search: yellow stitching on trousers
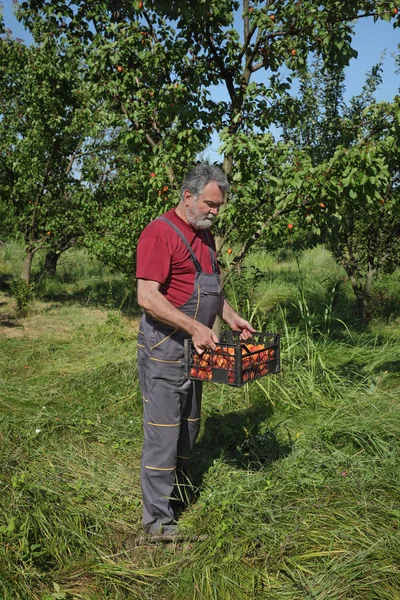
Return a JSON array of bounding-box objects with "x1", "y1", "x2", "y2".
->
[
  {"x1": 183, "y1": 417, "x2": 200, "y2": 422},
  {"x1": 150, "y1": 358, "x2": 181, "y2": 363},
  {"x1": 148, "y1": 422, "x2": 180, "y2": 427},
  {"x1": 138, "y1": 329, "x2": 144, "y2": 334},
  {"x1": 193, "y1": 284, "x2": 200, "y2": 319},
  {"x1": 177, "y1": 455, "x2": 190, "y2": 460},
  {"x1": 137, "y1": 343, "x2": 145, "y2": 348},
  {"x1": 145, "y1": 465, "x2": 176, "y2": 471},
  {"x1": 150, "y1": 328, "x2": 178, "y2": 350},
  {"x1": 143, "y1": 397, "x2": 149, "y2": 403}
]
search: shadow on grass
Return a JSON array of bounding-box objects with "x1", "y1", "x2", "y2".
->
[
  {"x1": 0, "y1": 319, "x2": 19, "y2": 329},
  {"x1": 335, "y1": 355, "x2": 400, "y2": 383},
  {"x1": 33, "y1": 275, "x2": 141, "y2": 316},
  {"x1": 275, "y1": 287, "x2": 359, "y2": 330},
  {"x1": 2, "y1": 265, "x2": 141, "y2": 315},
  {"x1": 379, "y1": 359, "x2": 400, "y2": 373},
  {"x1": 261, "y1": 271, "x2": 400, "y2": 330},
  {"x1": 191, "y1": 400, "x2": 293, "y2": 489},
  {"x1": 368, "y1": 288, "x2": 400, "y2": 322},
  {"x1": 0, "y1": 274, "x2": 12, "y2": 292}
]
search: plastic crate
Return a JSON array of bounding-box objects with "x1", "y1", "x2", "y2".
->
[{"x1": 184, "y1": 330, "x2": 280, "y2": 387}]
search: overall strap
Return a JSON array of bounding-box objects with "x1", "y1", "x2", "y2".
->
[
  {"x1": 204, "y1": 229, "x2": 219, "y2": 274},
  {"x1": 156, "y1": 217, "x2": 202, "y2": 272}
]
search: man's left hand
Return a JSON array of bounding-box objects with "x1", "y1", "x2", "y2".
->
[{"x1": 229, "y1": 315, "x2": 256, "y2": 341}]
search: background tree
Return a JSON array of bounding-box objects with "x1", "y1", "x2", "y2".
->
[
  {"x1": 282, "y1": 59, "x2": 400, "y2": 323},
  {"x1": 311, "y1": 99, "x2": 400, "y2": 324},
  {"x1": 15, "y1": 1, "x2": 399, "y2": 264},
  {"x1": 13, "y1": 0, "x2": 216, "y2": 275},
  {"x1": 0, "y1": 26, "x2": 109, "y2": 284},
  {"x1": 4, "y1": 0, "x2": 400, "y2": 306},
  {"x1": 163, "y1": 0, "x2": 400, "y2": 261}
]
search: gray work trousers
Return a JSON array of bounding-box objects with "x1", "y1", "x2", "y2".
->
[{"x1": 138, "y1": 316, "x2": 203, "y2": 532}]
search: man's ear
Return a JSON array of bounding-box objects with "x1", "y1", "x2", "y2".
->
[{"x1": 183, "y1": 189, "x2": 192, "y2": 207}]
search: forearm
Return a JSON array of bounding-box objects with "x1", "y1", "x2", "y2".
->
[{"x1": 221, "y1": 298, "x2": 240, "y2": 328}]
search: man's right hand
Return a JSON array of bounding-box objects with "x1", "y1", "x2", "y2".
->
[
  {"x1": 192, "y1": 322, "x2": 219, "y2": 355},
  {"x1": 137, "y1": 280, "x2": 220, "y2": 354}
]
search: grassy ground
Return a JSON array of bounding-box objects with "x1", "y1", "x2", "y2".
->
[{"x1": 1, "y1": 243, "x2": 399, "y2": 599}]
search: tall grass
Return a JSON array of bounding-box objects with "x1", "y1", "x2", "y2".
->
[{"x1": 1, "y1": 243, "x2": 399, "y2": 599}]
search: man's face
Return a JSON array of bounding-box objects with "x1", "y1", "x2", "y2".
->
[{"x1": 185, "y1": 181, "x2": 225, "y2": 230}]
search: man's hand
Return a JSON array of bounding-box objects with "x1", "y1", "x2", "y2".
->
[
  {"x1": 221, "y1": 299, "x2": 256, "y2": 341},
  {"x1": 192, "y1": 322, "x2": 219, "y2": 354},
  {"x1": 138, "y1": 280, "x2": 219, "y2": 351},
  {"x1": 228, "y1": 315, "x2": 256, "y2": 341}
]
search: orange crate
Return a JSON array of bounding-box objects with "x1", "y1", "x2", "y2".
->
[{"x1": 184, "y1": 331, "x2": 280, "y2": 387}]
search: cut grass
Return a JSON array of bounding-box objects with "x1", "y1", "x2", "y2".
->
[{"x1": 1, "y1": 244, "x2": 399, "y2": 599}]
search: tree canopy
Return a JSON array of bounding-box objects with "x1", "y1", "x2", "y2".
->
[{"x1": 1, "y1": 0, "x2": 399, "y2": 319}]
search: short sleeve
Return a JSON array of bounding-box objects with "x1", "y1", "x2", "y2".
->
[{"x1": 136, "y1": 235, "x2": 171, "y2": 284}]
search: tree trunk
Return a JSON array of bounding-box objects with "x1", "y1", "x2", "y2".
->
[
  {"x1": 346, "y1": 262, "x2": 376, "y2": 327},
  {"x1": 356, "y1": 294, "x2": 369, "y2": 326},
  {"x1": 22, "y1": 251, "x2": 34, "y2": 285},
  {"x1": 44, "y1": 250, "x2": 60, "y2": 277}
]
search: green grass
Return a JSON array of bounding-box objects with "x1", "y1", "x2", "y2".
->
[
  {"x1": 228, "y1": 244, "x2": 400, "y2": 330},
  {"x1": 1, "y1": 243, "x2": 400, "y2": 599},
  {"x1": 0, "y1": 239, "x2": 136, "y2": 314}
]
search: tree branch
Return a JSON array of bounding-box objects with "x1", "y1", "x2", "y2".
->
[
  {"x1": 203, "y1": 28, "x2": 236, "y2": 103},
  {"x1": 114, "y1": 93, "x2": 176, "y2": 186},
  {"x1": 228, "y1": 194, "x2": 311, "y2": 267},
  {"x1": 243, "y1": 0, "x2": 250, "y2": 41}
]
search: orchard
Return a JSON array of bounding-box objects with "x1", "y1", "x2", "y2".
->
[
  {"x1": 1, "y1": 4, "x2": 400, "y2": 599},
  {"x1": 1, "y1": 0, "x2": 400, "y2": 319}
]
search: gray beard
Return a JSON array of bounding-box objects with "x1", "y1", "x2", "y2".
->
[
  {"x1": 187, "y1": 209, "x2": 214, "y2": 230},
  {"x1": 190, "y1": 217, "x2": 214, "y2": 230}
]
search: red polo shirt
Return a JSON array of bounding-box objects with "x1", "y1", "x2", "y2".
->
[{"x1": 136, "y1": 208, "x2": 218, "y2": 307}]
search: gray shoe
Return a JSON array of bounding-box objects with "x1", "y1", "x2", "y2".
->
[{"x1": 148, "y1": 524, "x2": 180, "y2": 542}]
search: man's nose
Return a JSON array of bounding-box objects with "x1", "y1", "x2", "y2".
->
[{"x1": 209, "y1": 206, "x2": 219, "y2": 216}]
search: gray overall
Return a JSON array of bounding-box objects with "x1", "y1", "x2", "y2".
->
[{"x1": 137, "y1": 217, "x2": 222, "y2": 533}]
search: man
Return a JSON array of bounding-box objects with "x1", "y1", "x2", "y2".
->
[{"x1": 136, "y1": 163, "x2": 255, "y2": 539}]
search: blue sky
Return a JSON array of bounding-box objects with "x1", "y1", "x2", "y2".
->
[
  {"x1": 3, "y1": 1, "x2": 399, "y2": 160},
  {"x1": 344, "y1": 17, "x2": 399, "y2": 101}
]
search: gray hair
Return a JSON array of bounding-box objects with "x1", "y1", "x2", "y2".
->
[{"x1": 180, "y1": 163, "x2": 230, "y2": 202}]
